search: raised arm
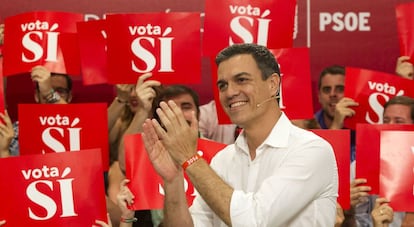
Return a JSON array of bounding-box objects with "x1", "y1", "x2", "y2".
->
[
  {"x1": 31, "y1": 66, "x2": 68, "y2": 104},
  {"x1": 115, "y1": 179, "x2": 136, "y2": 227},
  {"x1": 108, "y1": 84, "x2": 133, "y2": 134},
  {"x1": 118, "y1": 73, "x2": 160, "y2": 173}
]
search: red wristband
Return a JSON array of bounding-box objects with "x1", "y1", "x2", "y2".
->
[{"x1": 182, "y1": 153, "x2": 202, "y2": 171}]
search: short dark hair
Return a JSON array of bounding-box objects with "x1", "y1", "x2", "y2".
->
[
  {"x1": 35, "y1": 73, "x2": 73, "y2": 91},
  {"x1": 155, "y1": 84, "x2": 200, "y2": 116},
  {"x1": 215, "y1": 43, "x2": 280, "y2": 80},
  {"x1": 384, "y1": 95, "x2": 414, "y2": 122},
  {"x1": 318, "y1": 65, "x2": 345, "y2": 89}
]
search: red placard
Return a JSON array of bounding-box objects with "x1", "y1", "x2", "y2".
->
[
  {"x1": 3, "y1": 11, "x2": 83, "y2": 76},
  {"x1": 125, "y1": 134, "x2": 227, "y2": 210},
  {"x1": 395, "y1": 2, "x2": 414, "y2": 65},
  {"x1": 105, "y1": 13, "x2": 201, "y2": 84},
  {"x1": 212, "y1": 47, "x2": 314, "y2": 124},
  {"x1": 380, "y1": 130, "x2": 414, "y2": 212},
  {"x1": 344, "y1": 67, "x2": 414, "y2": 129},
  {"x1": 0, "y1": 149, "x2": 107, "y2": 226},
  {"x1": 271, "y1": 48, "x2": 314, "y2": 120},
  {"x1": 18, "y1": 103, "x2": 109, "y2": 170},
  {"x1": 312, "y1": 129, "x2": 351, "y2": 209},
  {"x1": 58, "y1": 33, "x2": 81, "y2": 77},
  {"x1": 203, "y1": 0, "x2": 296, "y2": 57},
  {"x1": 77, "y1": 19, "x2": 109, "y2": 85},
  {"x1": 356, "y1": 124, "x2": 414, "y2": 194}
]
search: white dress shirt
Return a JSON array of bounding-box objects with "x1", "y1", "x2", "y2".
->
[{"x1": 190, "y1": 113, "x2": 338, "y2": 226}]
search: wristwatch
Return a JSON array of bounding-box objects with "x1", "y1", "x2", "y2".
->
[{"x1": 45, "y1": 90, "x2": 61, "y2": 103}]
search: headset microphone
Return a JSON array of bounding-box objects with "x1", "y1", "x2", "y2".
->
[{"x1": 256, "y1": 95, "x2": 276, "y2": 108}]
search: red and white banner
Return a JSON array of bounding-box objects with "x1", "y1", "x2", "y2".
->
[
  {"x1": 203, "y1": 0, "x2": 296, "y2": 57},
  {"x1": 344, "y1": 67, "x2": 414, "y2": 129},
  {"x1": 105, "y1": 13, "x2": 201, "y2": 84},
  {"x1": 0, "y1": 149, "x2": 107, "y2": 226},
  {"x1": 356, "y1": 124, "x2": 414, "y2": 194},
  {"x1": 18, "y1": 103, "x2": 109, "y2": 170},
  {"x1": 312, "y1": 129, "x2": 350, "y2": 209},
  {"x1": 395, "y1": 2, "x2": 414, "y2": 65},
  {"x1": 125, "y1": 134, "x2": 227, "y2": 210},
  {"x1": 213, "y1": 47, "x2": 314, "y2": 124},
  {"x1": 3, "y1": 11, "x2": 83, "y2": 76},
  {"x1": 77, "y1": 19, "x2": 109, "y2": 85},
  {"x1": 380, "y1": 130, "x2": 414, "y2": 212}
]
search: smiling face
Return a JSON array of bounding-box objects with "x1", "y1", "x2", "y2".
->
[
  {"x1": 318, "y1": 73, "x2": 345, "y2": 119},
  {"x1": 216, "y1": 54, "x2": 279, "y2": 128}
]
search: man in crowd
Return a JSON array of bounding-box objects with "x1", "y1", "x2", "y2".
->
[
  {"x1": 315, "y1": 65, "x2": 359, "y2": 130},
  {"x1": 347, "y1": 95, "x2": 414, "y2": 227},
  {"x1": 0, "y1": 66, "x2": 73, "y2": 157}
]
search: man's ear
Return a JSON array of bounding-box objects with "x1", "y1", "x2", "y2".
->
[{"x1": 269, "y1": 73, "x2": 280, "y2": 95}]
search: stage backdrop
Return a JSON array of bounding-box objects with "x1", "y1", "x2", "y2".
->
[{"x1": 1, "y1": 0, "x2": 411, "y2": 121}]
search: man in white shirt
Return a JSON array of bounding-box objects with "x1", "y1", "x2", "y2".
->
[{"x1": 141, "y1": 43, "x2": 338, "y2": 226}]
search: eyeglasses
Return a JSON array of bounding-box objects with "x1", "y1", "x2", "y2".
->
[
  {"x1": 54, "y1": 87, "x2": 70, "y2": 97},
  {"x1": 321, "y1": 85, "x2": 344, "y2": 94}
]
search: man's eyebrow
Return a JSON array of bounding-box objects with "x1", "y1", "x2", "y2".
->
[
  {"x1": 216, "y1": 72, "x2": 251, "y2": 84},
  {"x1": 181, "y1": 102, "x2": 193, "y2": 107},
  {"x1": 234, "y1": 72, "x2": 251, "y2": 77},
  {"x1": 217, "y1": 72, "x2": 251, "y2": 83}
]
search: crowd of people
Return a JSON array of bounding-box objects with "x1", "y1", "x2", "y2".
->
[{"x1": 1, "y1": 19, "x2": 414, "y2": 227}]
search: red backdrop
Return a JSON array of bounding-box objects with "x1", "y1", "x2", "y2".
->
[{"x1": 1, "y1": 0, "x2": 411, "y2": 121}]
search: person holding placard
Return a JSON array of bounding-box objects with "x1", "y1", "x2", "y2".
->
[
  {"x1": 315, "y1": 65, "x2": 359, "y2": 131},
  {"x1": 108, "y1": 73, "x2": 163, "y2": 227},
  {"x1": 348, "y1": 96, "x2": 414, "y2": 227},
  {"x1": 5, "y1": 65, "x2": 73, "y2": 156}
]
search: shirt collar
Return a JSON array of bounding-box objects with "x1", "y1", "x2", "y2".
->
[
  {"x1": 261, "y1": 112, "x2": 290, "y2": 148},
  {"x1": 235, "y1": 112, "x2": 291, "y2": 153}
]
